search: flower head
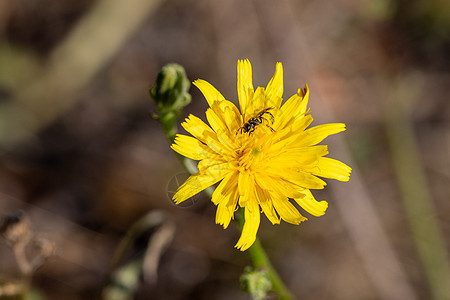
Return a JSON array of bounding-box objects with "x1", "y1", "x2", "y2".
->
[{"x1": 171, "y1": 59, "x2": 351, "y2": 251}]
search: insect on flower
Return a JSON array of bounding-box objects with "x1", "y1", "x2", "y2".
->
[
  {"x1": 170, "y1": 59, "x2": 352, "y2": 251},
  {"x1": 238, "y1": 108, "x2": 275, "y2": 134}
]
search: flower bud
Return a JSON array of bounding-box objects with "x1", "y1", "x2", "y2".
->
[
  {"x1": 149, "y1": 64, "x2": 191, "y2": 141},
  {"x1": 150, "y1": 63, "x2": 191, "y2": 114}
]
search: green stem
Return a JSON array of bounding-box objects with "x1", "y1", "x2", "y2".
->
[{"x1": 247, "y1": 239, "x2": 296, "y2": 300}]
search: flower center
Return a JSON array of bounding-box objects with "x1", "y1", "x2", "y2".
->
[{"x1": 236, "y1": 144, "x2": 262, "y2": 172}]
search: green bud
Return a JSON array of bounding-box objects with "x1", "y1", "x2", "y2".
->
[
  {"x1": 149, "y1": 63, "x2": 191, "y2": 142},
  {"x1": 241, "y1": 267, "x2": 272, "y2": 300},
  {"x1": 150, "y1": 63, "x2": 191, "y2": 114}
]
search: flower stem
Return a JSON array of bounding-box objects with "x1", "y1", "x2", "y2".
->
[{"x1": 247, "y1": 239, "x2": 296, "y2": 300}]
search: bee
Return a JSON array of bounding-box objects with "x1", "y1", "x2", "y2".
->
[{"x1": 238, "y1": 108, "x2": 275, "y2": 134}]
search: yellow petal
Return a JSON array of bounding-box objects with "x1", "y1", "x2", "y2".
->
[
  {"x1": 274, "y1": 86, "x2": 309, "y2": 131},
  {"x1": 273, "y1": 93, "x2": 302, "y2": 130},
  {"x1": 215, "y1": 187, "x2": 239, "y2": 229},
  {"x1": 245, "y1": 87, "x2": 266, "y2": 118},
  {"x1": 235, "y1": 200, "x2": 260, "y2": 251},
  {"x1": 212, "y1": 171, "x2": 238, "y2": 205},
  {"x1": 294, "y1": 190, "x2": 328, "y2": 217},
  {"x1": 205, "y1": 135, "x2": 233, "y2": 158},
  {"x1": 193, "y1": 79, "x2": 226, "y2": 106},
  {"x1": 259, "y1": 200, "x2": 280, "y2": 225},
  {"x1": 237, "y1": 59, "x2": 254, "y2": 120},
  {"x1": 289, "y1": 114, "x2": 313, "y2": 134},
  {"x1": 214, "y1": 172, "x2": 239, "y2": 228},
  {"x1": 266, "y1": 167, "x2": 327, "y2": 190},
  {"x1": 171, "y1": 134, "x2": 215, "y2": 160},
  {"x1": 268, "y1": 115, "x2": 313, "y2": 151},
  {"x1": 265, "y1": 62, "x2": 283, "y2": 109},
  {"x1": 310, "y1": 157, "x2": 352, "y2": 182},
  {"x1": 220, "y1": 100, "x2": 242, "y2": 132},
  {"x1": 197, "y1": 158, "x2": 225, "y2": 173},
  {"x1": 267, "y1": 145, "x2": 329, "y2": 169},
  {"x1": 216, "y1": 202, "x2": 233, "y2": 229},
  {"x1": 255, "y1": 183, "x2": 280, "y2": 224},
  {"x1": 181, "y1": 114, "x2": 216, "y2": 144},
  {"x1": 173, "y1": 169, "x2": 228, "y2": 204},
  {"x1": 253, "y1": 172, "x2": 307, "y2": 224},
  {"x1": 238, "y1": 172, "x2": 255, "y2": 207},
  {"x1": 298, "y1": 84, "x2": 310, "y2": 115},
  {"x1": 209, "y1": 100, "x2": 241, "y2": 132},
  {"x1": 271, "y1": 192, "x2": 307, "y2": 225},
  {"x1": 206, "y1": 107, "x2": 227, "y2": 134},
  {"x1": 215, "y1": 129, "x2": 236, "y2": 152},
  {"x1": 199, "y1": 161, "x2": 233, "y2": 180},
  {"x1": 254, "y1": 173, "x2": 303, "y2": 199},
  {"x1": 299, "y1": 123, "x2": 346, "y2": 146}
]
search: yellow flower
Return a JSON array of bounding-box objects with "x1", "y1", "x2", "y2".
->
[{"x1": 171, "y1": 59, "x2": 351, "y2": 251}]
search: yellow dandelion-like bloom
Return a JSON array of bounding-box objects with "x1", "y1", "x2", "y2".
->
[{"x1": 171, "y1": 59, "x2": 351, "y2": 251}]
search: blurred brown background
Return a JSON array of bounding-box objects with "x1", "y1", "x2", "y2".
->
[{"x1": 0, "y1": 0, "x2": 449, "y2": 299}]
